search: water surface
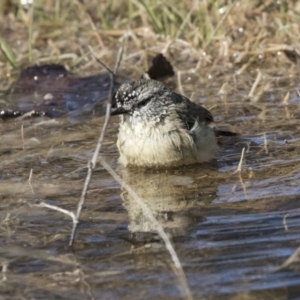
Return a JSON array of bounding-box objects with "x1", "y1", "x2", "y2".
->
[{"x1": 1, "y1": 71, "x2": 300, "y2": 300}]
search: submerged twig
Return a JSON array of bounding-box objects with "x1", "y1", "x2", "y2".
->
[
  {"x1": 28, "y1": 168, "x2": 34, "y2": 195},
  {"x1": 69, "y1": 45, "x2": 124, "y2": 247},
  {"x1": 99, "y1": 157, "x2": 193, "y2": 300},
  {"x1": 263, "y1": 133, "x2": 268, "y2": 154},
  {"x1": 73, "y1": 45, "x2": 191, "y2": 297},
  {"x1": 278, "y1": 245, "x2": 300, "y2": 270},
  {"x1": 238, "y1": 172, "x2": 248, "y2": 200},
  {"x1": 283, "y1": 214, "x2": 289, "y2": 232},
  {"x1": 34, "y1": 201, "x2": 76, "y2": 224}
]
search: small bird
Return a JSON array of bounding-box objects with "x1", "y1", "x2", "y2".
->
[{"x1": 112, "y1": 79, "x2": 221, "y2": 167}]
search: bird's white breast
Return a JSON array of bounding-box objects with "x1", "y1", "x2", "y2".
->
[{"x1": 116, "y1": 115, "x2": 219, "y2": 167}]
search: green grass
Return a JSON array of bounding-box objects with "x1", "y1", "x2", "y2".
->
[{"x1": 0, "y1": 36, "x2": 16, "y2": 68}]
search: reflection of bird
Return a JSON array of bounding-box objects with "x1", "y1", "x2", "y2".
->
[
  {"x1": 119, "y1": 167, "x2": 210, "y2": 244},
  {"x1": 112, "y1": 79, "x2": 220, "y2": 167}
]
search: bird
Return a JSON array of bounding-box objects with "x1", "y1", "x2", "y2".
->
[{"x1": 112, "y1": 79, "x2": 222, "y2": 167}]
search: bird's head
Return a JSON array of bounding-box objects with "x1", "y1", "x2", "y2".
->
[{"x1": 111, "y1": 79, "x2": 171, "y2": 118}]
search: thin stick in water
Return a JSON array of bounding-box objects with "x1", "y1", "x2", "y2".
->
[
  {"x1": 233, "y1": 147, "x2": 245, "y2": 173},
  {"x1": 69, "y1": 45, "x2": 124, "y2": 247},
  {"x1": 28, "y1": 168, "x2": 34, "y2": 195}
]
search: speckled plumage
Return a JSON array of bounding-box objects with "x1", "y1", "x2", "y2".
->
[{"x1": 112, "y1": 79, "x2": 219, "y2": 167}]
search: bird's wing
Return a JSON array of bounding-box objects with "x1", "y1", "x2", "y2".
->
[{"x1": 171, "y1": 92, "x2": 213, "y2": 131}]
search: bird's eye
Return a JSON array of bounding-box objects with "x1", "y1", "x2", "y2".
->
[{"x1": 137, "y1": 96, "x2": 152, "y2": 108}]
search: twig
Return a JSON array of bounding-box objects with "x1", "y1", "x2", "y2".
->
[
  {"x1": 282, "y1": 91, "x2": 290, "y2": 105},
  {"x1": 248, "y1": 69, "x2": 262, "y2": 99},
  {"x1": 21, "y1": 124, "x2": 25, "y2": 150},
  {"x1": 238, "y1": 172, "x2": 248, "y2": 200},
  {"x1": 283, "y1": 214, "x2": 289, "y2": 232},
  {"x1": 218, "y1": 82, "x2": 228, "y2": 95},
  {"x1": 88, "y1": 45, "x2": 113, "y2": 74},
  {"x1": 99, "y1": 157, "x2": 193, "y2": 300},
  {"x1": 278, "y1": 245, "x2": 300, "y2": 270},
  {"x1": 263, "y1": 133, "x2": 268, "y2": 154},
  {"x1": 28, "y1": 168, "x2": 34, "y2": 195},
  {"x1": 34, "y1": 202, "x2": 76, "y2": 224},
  {"x1": 233, "y1": 147, "x2": 245, "y2": 173},
  {"x1": 69, "y1": 45, "x2": 124, "y2": 247}
]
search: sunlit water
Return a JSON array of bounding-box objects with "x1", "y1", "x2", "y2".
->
[{"x1": 1, "y1": 72, "x2": 300, "y2": 300}]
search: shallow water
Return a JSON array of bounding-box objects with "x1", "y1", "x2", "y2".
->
[{"x1": 1, "y1": 71, "x2": 300, "y2": 300}]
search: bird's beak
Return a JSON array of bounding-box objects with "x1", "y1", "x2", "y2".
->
[{"x1": 111, "y1": 107, "x2": 130, "y2": 116}]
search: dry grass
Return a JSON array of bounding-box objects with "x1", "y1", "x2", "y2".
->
[{"x1": 1, "y1": 0, "x2": 300, "y2": 87}]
